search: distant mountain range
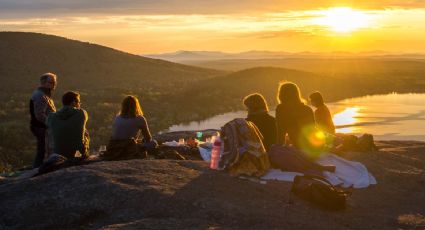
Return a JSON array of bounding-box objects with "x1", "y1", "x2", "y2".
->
[{"x1": 144, "y1": 50, "x2": 425, "y2": 63}]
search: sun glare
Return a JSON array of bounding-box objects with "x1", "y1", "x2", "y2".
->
[
  {"x1": 313, "y1": 7, "x2": 373, "y2": 33},
  {"x1": 333, "y1": 107, "x2": 360, "y2": 133},
  {"x1": 333, "y1": 107, "x2": 360, "y2": 126}
]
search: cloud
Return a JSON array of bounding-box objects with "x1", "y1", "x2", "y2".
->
[
  {"x1": 1, "y1": 8, "x2": 422, "y2": 36},
  {"x1": 1, "y1": 0, "x2": 425, "y2": 19},
  {"x1": 1, "y1": 2, "x2": 424, "y2": 53}
]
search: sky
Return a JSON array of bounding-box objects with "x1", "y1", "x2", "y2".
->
[{"x1": 1, "y1": 0, "x2": 425, "y2": 54}]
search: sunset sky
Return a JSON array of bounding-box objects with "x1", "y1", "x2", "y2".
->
[{"x1": 1, "y1": 0, "x2": 425, "y2": 54}]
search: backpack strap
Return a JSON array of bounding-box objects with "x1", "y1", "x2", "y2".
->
[
  {"x1": 302, "y1": 174, "x2": 333, "y2": 186},
  {"x1": 301, "y1": 174, "x2": 352, "y2": 196}
]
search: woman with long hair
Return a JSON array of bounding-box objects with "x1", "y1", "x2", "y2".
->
[
  {"x1": 243, "y1": 93, "x2": 276, "y2": 151},
  {"x1": 112, "y1": 95, "x2": 152, "y2": 140},
  {"x1": 275, "y1": 82, "x2": 317, "y2": 150},
  {"x1": 272, "y1": 82, "x2": 333, "y2": 172},
  {"x1": 106, "y1": 95, "x2": 157, "y2": 159}
]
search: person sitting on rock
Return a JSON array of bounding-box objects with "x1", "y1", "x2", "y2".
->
[
  {"x1": 275, "y1": 82, "x2": 326, "y2": 156},
  {"x1": 105, "y1": 95, "x2": 158, "y2": 160},
  {"x1": 309, "y1": 91, "x2": 335, "y2": 135},
  {"x1": 243, "y1": 93, "x2": 276, "y2": 151},
  {"x1": 272, "y1": 83, "x2": 333, "y2": 171},
  {"x1": 47, "y1": 91, "x2": 90, "y2": 161}
]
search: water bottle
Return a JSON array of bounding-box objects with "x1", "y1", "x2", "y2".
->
[
  {"x1": 210, "y1": 137, "x2": 222, "y2": 169},
  {"x1": 196, "y1": 131, "x2": 203, "y2": 141}
]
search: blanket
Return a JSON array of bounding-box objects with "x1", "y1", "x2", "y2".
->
[{"x1": 261, "y1": 153, "x2": 377, "y2": 189}]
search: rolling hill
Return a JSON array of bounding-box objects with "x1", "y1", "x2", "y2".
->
[
  {"x1": 174, "y1": 66, "x2": 425, "y2": 130},
  {"x1": 0, "y1": 32, "x2": 223, "y2": 171},
  {"x1": 181, "y1": 58, "x2": 425, "y2": 77},
  {"x1": 0, "y1": 32, "x2": 223, "y2": 92},
  {"x1": 1, "y1": 32, "x2": 425, "y2": 171}
]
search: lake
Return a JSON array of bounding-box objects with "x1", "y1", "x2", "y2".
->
[{"x1": 167, "y1": 93, "x2": 425, "y2": 141}]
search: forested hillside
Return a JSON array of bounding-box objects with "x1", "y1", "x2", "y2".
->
[
  {"x1": 175, "y1": 66, "x2": 425, "y2": 120},
  {"x1": 0, "y1": 32, "x2": 222, "y2": 171},
  {"x1": 1, "y1": 32, "x2": 425, "y2": 172}
]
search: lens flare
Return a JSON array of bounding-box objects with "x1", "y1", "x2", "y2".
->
[
  {"x1": 298, "y1": 125, "x2": 327, "y2": 158},
  {"x1": 309, "y1": 130, "x2": 326, "y2": 147}
]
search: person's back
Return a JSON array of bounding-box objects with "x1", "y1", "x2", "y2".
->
[
  {"x1": 105, "y1": 95, "x2": 157, "y2": 160},
  {"x1": 243, "y1": 93, "x2": 276, "y2": 151},
  {"x1": 314, "y1": 104, "x2": 335, "y2": 135},
  {"x1": 246, "y1": 112, "x2": 276, "y2": 151},
  {"x1": 276, "y1": 102, "x2": 315, "y2": 148},
  {"x1": 309, "y1": 92, "x2": 335, "y2": 135},
  {"x1": 47, "y1": 91, "x2": 89, "y2": 159},
  {"x1": 111, "y1": 115, "x2": 151, "y2": 141}
]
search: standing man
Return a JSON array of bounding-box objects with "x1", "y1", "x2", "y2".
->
[
  {"x1": 47, "y1": 91, "x2": 90, "y2": 160},
  {"x1": 29, "y1": 73, "x2": 57, "y2": 168}
]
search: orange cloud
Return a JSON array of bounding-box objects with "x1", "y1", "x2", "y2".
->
[{"x1": 1, "y1": 6, "x2": 424, "y2": 53}]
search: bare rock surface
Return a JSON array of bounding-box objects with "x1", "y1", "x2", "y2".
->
[{"x1": 1, "y1": 141, "x2": 425, "y2": 230}]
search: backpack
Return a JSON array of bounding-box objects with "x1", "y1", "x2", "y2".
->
[
  {"x1": 291, "y1": 174, "x2": 350, "y2": 210},
  {"x1": 219, "y1": 118, "x2": 270, "y2": 177},
  {"x1": 341, "y1": 134, "x2": 358, "y2": 151},
  {"x1": 356, "y1": 133, "x2": 377, "y2": 151}
]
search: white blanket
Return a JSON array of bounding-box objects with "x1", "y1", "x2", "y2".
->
[{"x1": 261, "y1": 153, "x2": 377, "y2": 189}]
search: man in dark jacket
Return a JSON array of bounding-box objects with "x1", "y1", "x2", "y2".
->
[
  {"x1": 30, "y1": 73, "x2": 57, "y2": 168},
  {"x1": 47, "y1": 91, "x2": 90, "y2": 160}
]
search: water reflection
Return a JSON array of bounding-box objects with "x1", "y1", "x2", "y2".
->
[
  {"x1": 335, "y1": 127, "x2": 354, "y2": 134},
  {"x1": 332, "y1": 107, "x2": 360, "y2": 133},
  {"x1": 333, "y1": 107, "x2": 360, "y2": 126},
  {"x1": 329, "y1": 93, "x2": 425, "y2": 140},
  {"x1": 168, "y1": 93, "x2": 425, "y2": 141}
]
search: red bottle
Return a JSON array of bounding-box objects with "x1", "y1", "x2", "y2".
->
[{"x1": 210, "y1": 137, "x2": 222, "y2": 169}]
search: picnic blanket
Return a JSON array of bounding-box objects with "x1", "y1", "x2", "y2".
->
[{"x1": 261, "y1": 153, "x2": 377, "y2": 188}]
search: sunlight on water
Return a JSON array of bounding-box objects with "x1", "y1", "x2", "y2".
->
[
  {"x1": 336, "y1": 127, "x2": 358, "y2": 134},
  {"x1": 329, "y1": 93, "x2": 425, "y2": 140},
  {"x1": 333, "y1": 107, "x2": 360, "y2": 133},
  {"x1": 333, "y1": 107, "x2": 360, "y2": 126},
  {"x1": 168, "y1": 93, "x2": 425, "y2": 141}
]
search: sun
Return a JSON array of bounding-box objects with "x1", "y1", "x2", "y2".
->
[{"x1": 312, "y1": 7, "x2": 372, "y2": 33}]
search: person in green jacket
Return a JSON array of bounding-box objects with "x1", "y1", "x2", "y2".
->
[{"x1": 47, "y1": 91, "x2": 89, "y2": 160}]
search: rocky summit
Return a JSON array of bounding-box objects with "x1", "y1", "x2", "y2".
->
[{"x1": 1, "y1": 141, "x2": 425, "y2": 230}]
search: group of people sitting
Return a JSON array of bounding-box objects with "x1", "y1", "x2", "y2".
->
[
  {"x1": 243, "y1": 82, "x2": 335, "y2": 155},
  {"x1": 29, "y1": 73, "x2": 157, "y2": 168},
  {"x1": 29, "y1": 72, "x2": 336, "y2": 169}
]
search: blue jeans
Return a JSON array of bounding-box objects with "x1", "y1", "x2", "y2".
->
[{"x1": 31, "y1": 126, "x2": 46, "y2": 168}]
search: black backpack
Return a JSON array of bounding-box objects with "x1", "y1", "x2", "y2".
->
[
  {"x1": 356, "y1": 133, "x2": 378, "y2": 151},
  {"x1": 291, "y1": 174, "x2": 350, "y2": 210}
]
